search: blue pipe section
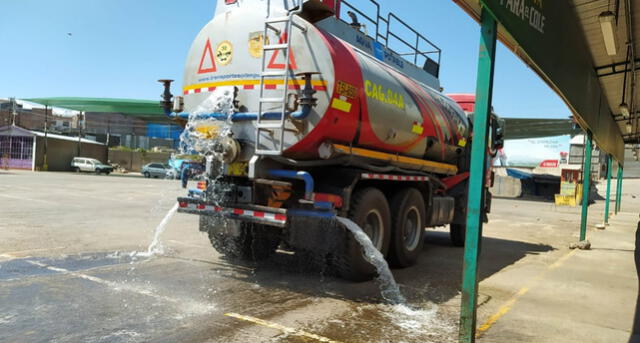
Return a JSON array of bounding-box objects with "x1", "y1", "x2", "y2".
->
[
  {"x1": 165, "y1": 104, "x2": 312, "y2": 122},
  {"x1": 268, "y1": 169, "x2": 314, "y2": 200},
  {"x1": 288, "y1": 209, "x2": 336, "y2": 219}
]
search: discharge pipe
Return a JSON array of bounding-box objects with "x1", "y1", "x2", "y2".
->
[{"x1": 159, "y1": 73, "x2": 318, "y2": 122}]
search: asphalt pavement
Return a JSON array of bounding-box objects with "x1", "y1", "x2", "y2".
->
[{"x1": 0, "y1": 170, "x2": 638, "y2": 342}]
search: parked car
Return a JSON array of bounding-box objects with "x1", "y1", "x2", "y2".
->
[
  {"x1": 71, "y1": 157, "x2": 114, "y2": 175},
  {"x1": 141, "y1": 163, "x2": 172, "y2": 179}
]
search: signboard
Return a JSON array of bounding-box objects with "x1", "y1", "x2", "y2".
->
[
  {"x1": 457, "y1": 0, "x2": 627, "y2": 164},
  {"x1": 540, "y1": 160, "x2": 559, "y2": 168},
  {"x1": 500, "y1": 135, "x2": 570, "y2": 167}
]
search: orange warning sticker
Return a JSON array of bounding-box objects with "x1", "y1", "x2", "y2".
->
[
  {"x1": 198, "y1": 39, "x2": 217, "y2": 74},
  {"x1": 337, "y1": 81, "x2": 357, "y2": 99}
]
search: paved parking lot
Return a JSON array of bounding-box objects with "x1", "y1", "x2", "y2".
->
[{"x1": 0, "y1": 170, "x2": 638, "y2": 342}]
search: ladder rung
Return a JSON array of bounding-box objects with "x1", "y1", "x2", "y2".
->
[
  {"x1": 262, "y1": 71, "x2": 287, "y2": 77},
  {"x1": 260, "y1": 97, "x2": 285, "y2": 103},
  {"x1": 263, "y1": 44, "x2": 288, "y2": 51},
  {"x1": 255, "y1": 150, "x2": 283, "y2": 156},
  {"x1": 266, "y1": 16, "x2": 291, "y2": 23},
  {"x1": 257, "y1": 123, "x2": 286, "y2": 129}
]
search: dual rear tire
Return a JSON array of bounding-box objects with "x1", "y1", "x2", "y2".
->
[{"x1": 338, "y1": 187, "x2": 426, "y2": 281}]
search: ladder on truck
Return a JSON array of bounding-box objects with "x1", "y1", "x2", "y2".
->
[{"x1": 255, "y1": 0, "x2": 305, "y2": 156}]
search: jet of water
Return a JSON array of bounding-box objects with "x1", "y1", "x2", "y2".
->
[
  {"x1": 336, "y1": 217, "x2": 406, "y2": 305},
  {"x1": 137, "y1": 203, "x2": 179, "y2": 257}
]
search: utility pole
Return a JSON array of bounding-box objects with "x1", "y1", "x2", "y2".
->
[
  {"x1": 10, "y1": 98, "x2": 18, "y2": 126},
  {"x1": 77, "y1": 111, "x2": 84, "y2": 157},
  {"x1": 43, "y1": 105, "x2": 48, "y2": 171}
]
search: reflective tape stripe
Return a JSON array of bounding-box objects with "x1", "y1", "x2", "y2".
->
[
  {"x1": 361, "y1": 173, "x2": 429, "y2": 182},
  {"x1": 180, "y1": 203, "x2": 286, "y2": 225}
]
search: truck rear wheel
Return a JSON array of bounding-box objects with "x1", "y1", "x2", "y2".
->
[
  {"x1": 205, "y1": 219, "x2": 280, "y2": 261},
  {"x1": 450, "y1": 223, "x2": 466, "y2": 247},
  {"x1": 337, "y1": 187, "x2": 391, "y2": 282},
  {"x1": 389, "y1": 188, "x2": 426, "y2": 268}
]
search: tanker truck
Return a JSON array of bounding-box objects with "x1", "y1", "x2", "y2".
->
[{"x1": 160, "y1": 0, "x2": 502, "y2": 281}]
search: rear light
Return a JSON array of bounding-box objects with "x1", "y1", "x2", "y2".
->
[
  {"x1": 225, "y1": 0, "x2": 237, "y2": 4},
  {"x1": 179, "y1": 201, "x2": 188, "y2": 208},
  {"x1": 197, "y1": 181, "x2": 207, "y2": 190},
  {"x1": 312, "y1": 193, "x2": 343, "y2": 208}
]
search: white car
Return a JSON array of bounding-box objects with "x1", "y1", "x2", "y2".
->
[{"x1": 71, "y1": 157, "x2": 114, "y2": 175}]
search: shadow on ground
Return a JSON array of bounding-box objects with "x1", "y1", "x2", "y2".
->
[{"x1": 196, "y1": 231, "x2": 554, "y2": 306}]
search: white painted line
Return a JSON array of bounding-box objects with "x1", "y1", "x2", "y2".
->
[
  {"x1": 25, "y1": 260, "x2": 215, "y2": 314},
  {"x1": 225, "y1": 312, "x2": 341, "y2": 343}
]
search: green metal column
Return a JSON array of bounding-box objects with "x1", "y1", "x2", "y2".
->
[
  {"x1": 459, "y1": 7, "x2": 497, "y2": 343},
  {"x1": 617, "y1": 165, "x2": 624, "y2": 213},
  {"x1": 615, "y1": 164, "x2": 623, "y2": 214},
  {"x1": 604, "y1": 155, "x2": 612, "y2": 225},
  {"x1": 579, "y1": 132, "x2": 592, "y2": 242}
]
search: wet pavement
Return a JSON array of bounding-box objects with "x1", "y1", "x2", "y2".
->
[{"x1": 0, "y1": 170, "x2": 638, "y2": 342}]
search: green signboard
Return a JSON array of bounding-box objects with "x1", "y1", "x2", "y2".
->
[{"x1": 479, "y1": 0, "x2": 626, "y2": 164}]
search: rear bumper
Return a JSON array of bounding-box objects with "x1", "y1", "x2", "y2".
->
[{"x1": 177, "y1": 197, "x2": 288, "y2": 228}]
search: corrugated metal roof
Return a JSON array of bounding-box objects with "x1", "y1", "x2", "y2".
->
[
  {"x1": 575, "y1": 0, "x2": 640, "y2": 144},
  {"x1": 453, "y1": 0, "x2": 639, "y2": 161}
]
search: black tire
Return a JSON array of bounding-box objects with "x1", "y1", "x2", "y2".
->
[
  {"x1": 94, "y1": 169, "x2": 101, "y2": 175},
  {"x1": 72, "y1": 167, "x2": 80, "y2": 173},
  {"x1": 450, "y1": 223, "x2": 466, "y2": 247},
  {"x1": 337, "y1": 187, "x2": 391, "y2": 282},
  {"x1": 143, "y1": 172, "x2": 151, "y2": 178},
  {"x1": 105, "y1": 172, "x2": 111, "y2": 176},
  {"x1": 389, "y1": 188, "x2": 426, "y2": 268},
  {"x1": 205, "y1": 218, "x2": 280, "y2": 261}
]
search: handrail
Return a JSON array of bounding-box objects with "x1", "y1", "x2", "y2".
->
[
  {"x1": 333, "y1": 0, "x2": 441, "y2": 76},
  {"x1": 386, "y1": 13, "x2": 441, "y2": 68}
]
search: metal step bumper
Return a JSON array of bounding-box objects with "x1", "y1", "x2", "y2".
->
[{"x1": 177, "y1": 197, "x2": 288, "y2": 228}]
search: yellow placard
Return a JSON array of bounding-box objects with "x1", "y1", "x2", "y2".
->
[
  {"x1": 248, "y1": 32, "x2": 267, "y2": 58},
  {"x1": 215, "y1": 41, "x2": 233, "y2": 66},
  {"x1": 331, "y1": 98, "x2": 352, "y2": 113},
  {"x1": 227, "y1": 162, "x2": 248, "y2": 176},
  {"x1": 412, "y1": 124, "x2": 424, "y2": 135}
]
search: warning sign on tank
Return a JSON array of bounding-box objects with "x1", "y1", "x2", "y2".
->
[
  {"x1": 215, "y1": 41, "x2": 233, "y2": 66},
  {"x1": 337, "y1": 81, "x2": 357, "y2": 99}
]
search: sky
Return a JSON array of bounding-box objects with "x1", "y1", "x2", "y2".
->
[{"x1": 0, "y1": 0, "x2": 572, "y2": 119}]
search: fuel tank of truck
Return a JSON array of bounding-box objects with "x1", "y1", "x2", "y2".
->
[{"x1": 182, "y1": 0, "x2": 470, "y2": 166}]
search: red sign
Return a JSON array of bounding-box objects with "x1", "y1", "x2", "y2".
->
[{"x1": 540, "y1": 160, "x2": 559, "y2": 168}]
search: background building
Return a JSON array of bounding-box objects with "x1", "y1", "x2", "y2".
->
[{"x1": 0, "y1": 98, "x2": 183, "y2": 150}]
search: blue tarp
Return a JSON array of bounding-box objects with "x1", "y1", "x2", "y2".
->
[{"x1": 506, "y1": 168, "x2": 533, "y2": 180}]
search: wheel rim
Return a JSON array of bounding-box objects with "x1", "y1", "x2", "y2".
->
[
  {"x1": 403, "y1": 206, "x2": 421, "y2": 251},
  {"x1": 363, "y1": 209, "x2": 383, "y2": 251}
]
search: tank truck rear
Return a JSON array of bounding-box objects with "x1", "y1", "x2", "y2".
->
[{"x1": 160, "y1": 0, "x2": 503, "y2": 280}]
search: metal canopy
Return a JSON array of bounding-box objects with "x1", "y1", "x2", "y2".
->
[
  {"x1": 23, "y1": 97, "x2": 166, "y2": 118},
  {"x1": 453, "y1": 0, "x2": 637, "y2": 165},
  {"x1": 502, "y1": 118, "x2": 580, "y2": 140}
]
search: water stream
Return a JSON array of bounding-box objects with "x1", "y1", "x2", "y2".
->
[
  {"x1": 136, "y1": 203, "x2": 179, "y2": 257},
  {"x1": 336, "y1": 217, "x2": 406, "y2": 305}
]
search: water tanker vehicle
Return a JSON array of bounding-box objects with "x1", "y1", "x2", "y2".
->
[{"x1": 161, "y1": 0, "x2": 502, "y2": 280}]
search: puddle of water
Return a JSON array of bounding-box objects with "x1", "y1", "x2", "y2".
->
[{"x1": 335, "y1": 217, "x2": 406, "y2": 305}]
